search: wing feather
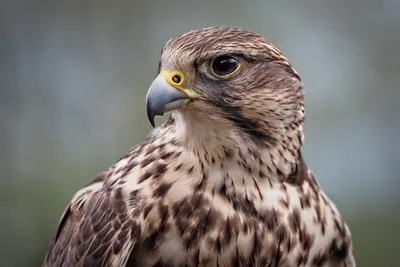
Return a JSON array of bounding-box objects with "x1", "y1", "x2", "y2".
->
[{"x1": 43, "y1": 179, "x2": 140, "y2": 267}]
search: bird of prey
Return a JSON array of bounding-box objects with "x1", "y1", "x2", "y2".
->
[{"x1": 43, "y1": 27, "x2": 355, "y2": 267}]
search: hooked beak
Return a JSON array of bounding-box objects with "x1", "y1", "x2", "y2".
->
[{"x1": 145, "y1": 70, "x2": 201, "y2": 127}]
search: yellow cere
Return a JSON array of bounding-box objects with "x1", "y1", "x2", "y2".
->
[{"x1": 160, "y1": 70, "x2": 203, "y2": 99}]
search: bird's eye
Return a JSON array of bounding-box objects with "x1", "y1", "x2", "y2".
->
[{"x1": 210, "y1": 56, "x2": 240, "y2": 77}]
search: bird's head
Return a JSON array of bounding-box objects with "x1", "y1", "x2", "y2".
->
[{"x1": 146, "y1": 27, "x2": 305, "y2": 147}]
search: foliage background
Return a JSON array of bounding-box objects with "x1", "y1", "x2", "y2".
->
[{"x1": 1, "y1": 1, "x2": 399, "y2": 266}]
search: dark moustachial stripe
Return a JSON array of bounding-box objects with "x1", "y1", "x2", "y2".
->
[{"x1": 223, "y1": 106, "x2": 277, "y2": 144}]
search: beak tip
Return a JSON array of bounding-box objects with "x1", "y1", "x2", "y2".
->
[
  {"x1": 149, "y1": 119, "x2": 155, "y2": 128},
  {"x1": 146, "y1": 109, "x2": 156, "y2": 128}
]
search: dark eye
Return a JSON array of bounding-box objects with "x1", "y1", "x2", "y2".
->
[{"x1": 210, "y1": 55, "x2": 240, "y2": 77}]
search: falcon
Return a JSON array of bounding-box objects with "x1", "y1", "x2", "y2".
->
[{"x1": 43, "y1": 27, "x2": 356, "y2": 267}]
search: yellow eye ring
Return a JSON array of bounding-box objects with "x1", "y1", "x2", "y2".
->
[{"x1": 209, "y1": 55, "x2": 241, "y2": 78}]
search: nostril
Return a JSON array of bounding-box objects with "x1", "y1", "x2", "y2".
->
[{"x1": 172, "y1": 74, "x2": 182, "y2": 84}]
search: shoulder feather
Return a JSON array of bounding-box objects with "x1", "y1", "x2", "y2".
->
[{"x1": 43, "y1": 174, "x2": 141, "y2": 267}]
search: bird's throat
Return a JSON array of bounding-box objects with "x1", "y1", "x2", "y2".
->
[{"x1": 158, "y1": 112, "x2": 303, "y2": 186}]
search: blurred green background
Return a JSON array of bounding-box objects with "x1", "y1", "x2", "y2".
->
[{"x1": 1, "y1": 0, "x2": 399, "y2": 266}]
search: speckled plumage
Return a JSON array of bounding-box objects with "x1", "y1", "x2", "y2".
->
[{"x1": 44, "y1": 27, "x2": 355, "y2": 267}]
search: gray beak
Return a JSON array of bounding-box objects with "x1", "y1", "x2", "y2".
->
[{"x1": 145, "y1": 75, "x2": 189, "y2": 127}]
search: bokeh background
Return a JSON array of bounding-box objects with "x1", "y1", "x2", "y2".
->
[{"x1": 1, "y1": 0, "x2": 399, "y2": 266}]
